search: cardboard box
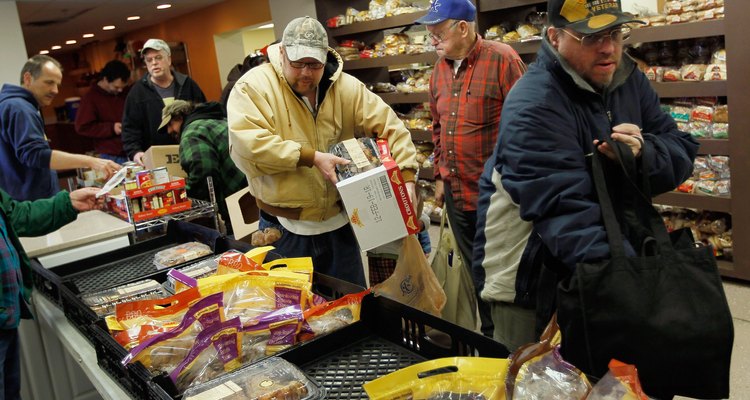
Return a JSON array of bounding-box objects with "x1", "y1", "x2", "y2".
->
[
  {"x1": 225, "y1": 187, "x2": 260, "y2": 243},
  {"x1": 143, "y1": 145, "x2": 187, "y2": 178},
  {"x1": 336, "y1": 155, "x2": 419, "y2": 251}
]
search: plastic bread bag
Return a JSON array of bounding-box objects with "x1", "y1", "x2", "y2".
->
[
  {"x1": 512, "y1": 346, "x2": 591, "y2": 399},
  {"x1": 170, "y1": 317, "x2": 243, "y2": 392},
  {"x1": 182, "y1": 356, "x2": 324, "y2": 400},
  {"x1": 261, "y1": 256, "x2": 315, "y2": 283},
  {"x1": 505, "y1": 314, "x2": 590, "y2": 398},
  {"x1": 165, "y1": 256, "x2": 220, "y2": 293},
  {"x1": 108, "y1": 287, "x2": 202, "y2": 349},
  {"x1": 372, "y1": 235, "x2": 446, "y2": 316},
  {"x1": 123, "y1": 293, "x2": 225, "y2": 373},
  {"x1": 81, "y1": 279, "x2": 167, "y2": 317},
  {"x1": 198, "y1": 273, "x2": 311, "y2": 326},
  {"x1": 241, "y1": 305, "x2": 304, "y2": 364},
  {"x1": 298, "y1": 289, "x2": 370, "y2": 342},
  {"x1": 216, "y1": 249, "x2": 264, "y2": 275},
  {"x1": 587, "y1": 359, "x2": 651, "y2": 400},
  {"x1": 153, "y1": 242, "x2": 213, "y2": 270},
  {"x1": 363, "y1": 357, "x2": 508, "y2": 400},
  {"x1": 329, "y1": 137, "x2": 382, "y2": 181}
]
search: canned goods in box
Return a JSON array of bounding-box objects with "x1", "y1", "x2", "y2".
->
[
  {"x1": 124, "y1": 179, "x2": 138, "y2": 191},
  {"x1": 174, "y1": 188, "x2": 188, "y2": 203},
  {"x1": 136, "y1": 170, "x2": 153, "y2": 188},
  {"x1": 152, "y1": 167, "x2": 170, "y2": 185},
  {"x1": 162, "y1": 191, "x2": 175, "y2": 206}
]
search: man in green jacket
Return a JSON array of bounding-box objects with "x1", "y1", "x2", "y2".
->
[
  {"x1": 160, "y1": 100, "x2": 247, "y2": 234},
  {"x1": 0, "y1": 186, "x2": 102, "y2": 399}
]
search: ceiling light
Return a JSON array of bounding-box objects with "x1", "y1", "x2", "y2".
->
[
  {"x1": 51, "y1": 45, "x2": 61, "y2": 50},
  {"x1": 256, "y1": 23, "x2": 274, "y2": 30},
  {"x1": 102, "y1": 25, "x2": 116, "y2": 30},
  {"x1": 127, "y1": 16, "x2": 140, "y2": 21},
  {"x1": 156, "y1": 4, "x2": 172, "y2": 9},
  {"x1": 66, "y1": 40, "x2": 77, "y2": 45},
  {"x1": 83, "y1": 33, "x2": 94, "y2": 38},
  {"x1": 39, "y1": 50, "x2": 49, "y2": 54}
]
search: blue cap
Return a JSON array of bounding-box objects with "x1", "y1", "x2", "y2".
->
[{"x1": 415, "y1": 0, "x2": 477, "y2": 25}]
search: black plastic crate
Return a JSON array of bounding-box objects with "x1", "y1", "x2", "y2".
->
[
  {"x1": 89, "y1": 272, "x2": 364, "y2": 400},
  {"x1": 31, "y1": 220, "x2": 226, "y2": 338},
  {"x1": 278, "y1": 294, "x2": 510, "y2": 399}
]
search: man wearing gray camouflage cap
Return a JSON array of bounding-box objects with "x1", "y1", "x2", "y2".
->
[{"x1": 227, "y1": 17, "x2": 419, "y2": 287}]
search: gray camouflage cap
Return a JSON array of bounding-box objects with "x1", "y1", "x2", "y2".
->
[{"x1": 282, "y1": 16, "x2": 328, "y2": 64}]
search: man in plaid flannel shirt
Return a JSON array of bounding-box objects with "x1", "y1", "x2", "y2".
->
[
  {"x1": 160, "y1": 100, "x2": 247, "y2": 233},
  {"x1": 416, "y1": 0, "x2": 526, "y2": 336}
]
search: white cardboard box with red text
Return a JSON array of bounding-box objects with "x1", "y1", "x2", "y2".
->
[{"x1": 336, "y1": 152, "x2": 419, "y2": 251}]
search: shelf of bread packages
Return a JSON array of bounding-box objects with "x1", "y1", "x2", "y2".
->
[
  {"x1": 652, "y1": 80, "x2": 726, "y2": 97},
  {"x1": 508, "y1": 39, "x2": 542, "y2": 55},
  {"x1": 343, "y1": 52, "x2": 438, "y2": 71},
  {"x1": 654, "y1": 191, "x2": 731, "y2": 213},
  {"x1": 631, "y1": 19, "x2": 725, "y2": 43},
  {"x1": 328, "y1": 11, "x2": 427, "y2": 36},
  {"x1": 478, "y1": 0, "x2": 545, "y2": 12},
  {"x1": 698, "y1": 138, "x2": 729, "y2": 155},
  {"x1": 377, "y1": 91, "x2": 429, "y2": 104}
]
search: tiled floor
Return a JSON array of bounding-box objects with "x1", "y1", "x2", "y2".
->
[{"x1": 419, "y1": 223, "x2": 749, "y2": 400}]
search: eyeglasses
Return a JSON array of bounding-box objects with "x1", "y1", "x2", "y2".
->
[
  {"x1": 288, "y1": 60, "x2": 325, "y2": 70},
  {"x1": 428, "y1": 20, "x2": 460, "y2": 43},
  {"x1": 144, "y1": 55, "x2": 165, "y2": 64},
  {"x1": 560, "y1": 26, "x2": 632, "y2": 47}
]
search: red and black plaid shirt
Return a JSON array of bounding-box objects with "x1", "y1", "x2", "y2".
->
[{"x1": 430, "y1": 35, "x2": 526, "y2": 211}]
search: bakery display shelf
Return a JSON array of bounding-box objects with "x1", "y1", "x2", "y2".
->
[
  {"x1": 410, "y1": 129, "x2": 432, "y2": 141},
  {"x1": 329, "y1": 11, "x2": 427, "y2": 36},
  {"x1": 630, "y1": 19, "x2": 725, "y2": 44},
  {"x1": 698, "y1": 139, "x2": 729, "y2": 155},
  {"x1": 418, "y1": 166, "x2": 434, "y2": 181},
  {"x1": 343, "y1": 52, "x2": 438, "y2": 70},
  {"x1": 377, "y1": 91, "x2": 429, "y2": 104},
  {"x1": 478, "y1": 0, "x2": 545, "y2": 12},
  {"x1": 508, "y1": 39, "x2": 542, "y2": 55},
  {"x1": 652, "y1": 80, "x2": 726, "y2": 98},
  {"x1": 654, "y1": 191, "x2": 731, "y2": 213}
]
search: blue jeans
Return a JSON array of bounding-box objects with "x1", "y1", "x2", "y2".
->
[
  {"x1": 0, "y1": 329, "x2": 20, "y2": 400},
  {"x1": 259, "y1": 213, "x2": 366, "y2": 287}
]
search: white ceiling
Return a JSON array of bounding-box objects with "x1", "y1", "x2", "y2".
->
[{"x1": 17, "y1": 0, "x2": 225, "y2": 56}]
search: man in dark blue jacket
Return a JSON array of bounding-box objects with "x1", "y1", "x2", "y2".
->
[
  {"x1": 473, "y1": 0, "x2": 699, "y2": 351},
  {"x1": 0, "y1": 55, "x2": 120, "y2": 201},
  {"x1": 121, "y1": 39, "x2": 206, "y2": 165}
]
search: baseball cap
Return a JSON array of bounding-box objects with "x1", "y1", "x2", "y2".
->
[
  {"x1": 141, "y1": 38, "x2": 171, "y2": 56},
  {"x1": 282, "y1": 17, "x2": 328, "y2": 64},
  {"x1": 548, "y1": 0, "x2": 644, "y2": 35},
  {"x1": 415, "y1": 0, "x2": 476, "y2": 25},
  {"x1": 158, "y1": 100, "x2": 192, "y2": 130}
]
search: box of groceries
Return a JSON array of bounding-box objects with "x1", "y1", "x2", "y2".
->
[{"x1": 333, "y1": 138, "x2": 419, "y2": 250}]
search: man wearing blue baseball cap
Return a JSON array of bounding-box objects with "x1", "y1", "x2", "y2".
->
[
  {"x1": 474, "y1": 0, "x2": 699, "y2": 358},
  {"x1": 416, "y1": 0, "x2": 526, "y2": 338}
]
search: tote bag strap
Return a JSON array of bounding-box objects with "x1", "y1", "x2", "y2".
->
[{"x1": 591, "y1": 140, "x2": 675, "y2": 257}]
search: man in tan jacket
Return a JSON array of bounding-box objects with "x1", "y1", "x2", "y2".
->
[{"x1": 228, "y1": 17, "x2": 418, "y2": 286}]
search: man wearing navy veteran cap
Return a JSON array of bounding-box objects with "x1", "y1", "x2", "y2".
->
[
  {"x1": 227, "y1": 17, "x2": 418, "y2": 287},
  {"x1": 473, "y1": 0, "x2": 698, "y2": 352},
  {"x1": 416, "y1": 0, "x2": 526, "y2": 338}
]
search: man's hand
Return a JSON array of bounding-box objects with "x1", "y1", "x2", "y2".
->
[
  {"x1": 313, "y1": 151, "x2": 350, "y2": 184},
  {"x1": 434, "y1": 179, "x2": 445, "y2": 207},
  {"x1": 89, "y1": 157, "x2": 121, "y2": 180},
  {"x1": 69, "y1": 187, "x2": 104, "y2": 212},
  {"x1": 114, "y1": 122, "x2": 122, "y2": 135},
  {"x1": 594, "y1": 123, "x2": 644, "y2": 160},
  {"x1": 133, "y1": 151, "x2": 146, "y2": 166}
]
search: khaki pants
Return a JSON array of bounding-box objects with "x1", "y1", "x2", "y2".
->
[{"x1": 490, "y1": 301, "x2": 537, "y2": 352}]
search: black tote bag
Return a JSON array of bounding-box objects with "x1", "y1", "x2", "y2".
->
[{"x1": 557, "y1": 141, "x2": 734, "y2": 399}]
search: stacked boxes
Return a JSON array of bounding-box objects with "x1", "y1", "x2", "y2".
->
[{"x1": 107, "y1": 174, "x2": 192, "y2": 223}]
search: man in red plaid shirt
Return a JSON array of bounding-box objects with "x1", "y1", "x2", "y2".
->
[{"x1": 416, "y1": 0, "x2": 526, "y2": 336}]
